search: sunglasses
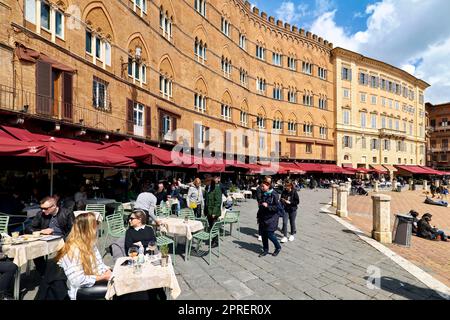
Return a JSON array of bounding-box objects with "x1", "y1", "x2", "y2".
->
[{"x1": 40, "y1": 204, "x2": 55, "y2": 210}]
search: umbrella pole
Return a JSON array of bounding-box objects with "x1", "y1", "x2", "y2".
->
[{"x1": 50, "y1": 162, "x2": 54, "y2": 196}]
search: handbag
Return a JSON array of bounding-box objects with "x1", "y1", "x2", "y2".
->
[{"x1": 189, "y1": 202, "x2": 197, "y2": 209}]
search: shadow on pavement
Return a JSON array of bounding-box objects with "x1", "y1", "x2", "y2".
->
[
  {"x1": 238, "y1": 227, "x2": 259, "y2": 237},
  {"x1": 364, "y1": 276, "x2": 447, "y2": 300},
  {"x1": 232, "y1": 240, "x2": 262, "y2": 254}
]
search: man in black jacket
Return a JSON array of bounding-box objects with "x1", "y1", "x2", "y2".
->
[
  {"x1": 280, "y1": 181, "x2": 300, "y2": 243},
  {"x1": 26, "y1": 196, "x2": 74, "y2": 275},
  {"x1": 417, "y1": 213, "x2": 448, "y2": 241}
]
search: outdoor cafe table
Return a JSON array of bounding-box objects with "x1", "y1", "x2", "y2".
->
[
  {"x1": 2, "y1": 236, "x2": 64, "y2": 299},
  {"x1": 105, "y1": 256, "x2": 180, "y2": 300},
  {"x1": 158, "y1": 217, "x2": 204, "y2": 261}
]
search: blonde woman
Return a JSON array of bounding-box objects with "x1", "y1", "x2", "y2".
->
[
  {"x1": 187, "y1": 178, "x2": 204, "y2": 218},
  {"x1": 56, "y1": 212, "x2": 112, "y2": 300}
]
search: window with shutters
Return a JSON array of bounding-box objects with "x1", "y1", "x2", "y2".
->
[
  {"x1": 341, "y1": 67, "x2": 351, "y2": 80},
  {"x1": 381, "y1": 116, "x2": 386, "y2": 128},
  {"x1": 383, "y1": 139, "x2": 391, "y2": 151},
  {"x1": 371, "y1": 139, "x2": 379, "y2": 150},
  {"x1": 92, "y1": 77, "x2": 109, "y2": 111},
  {"x1": 343, "y1": 89, "x2": 350, "y2": 99},
  {"x1": 361, "y1": 137, "x2": 366, "y2": 149},
  {"x1": 343, "y1": 109, "x2": 350, "y2": 125},
  {"x1": 159, "y1": 111, "x2": 177, "y2": 142},
  {"x1": 343, "y1": 136, "x2": 352, "y2": 148},
  {"x1": 384, "y1": 157, "x2": 388, "y2": 164},
  {"x1": 360, "y1": 93, "x2": 366, "y2": 103},
  {"x1": 259, "y1": 136, "x2": 265, "y2": 150},
  {"x1": 133, "y1": 102, "x2": 144, "y2": 136},
  {"x1": 305, "y1": 144, "x2": 312, "y2": 154},
  {"x1": 359, "y1": 72, "x2": 368, "y2": 85},
  {"x1": 360, "y1": 112, "x2": 366, "y2": 128},
  {"x1": 371, "y1": 114, "x2": 377, "y2": 129},
  {"x1": 36, "y1": 60, "x2": 52, "y2": 115},
  {"x1": 370, "y1": 75, "x2": 378, "y2": 88}
]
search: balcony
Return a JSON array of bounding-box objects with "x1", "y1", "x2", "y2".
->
[
  {"x1": 378, "y1": 128, "x2": 407, "y2": 139},
  {"x1": 0, "y1": 83, "x2": 132, "y2": 135}
]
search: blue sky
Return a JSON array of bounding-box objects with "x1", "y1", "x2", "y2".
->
[{"x1": 251, "y1": 0, "x2": 450, "y2": 104}]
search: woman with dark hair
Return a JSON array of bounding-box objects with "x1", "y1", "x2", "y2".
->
[
  {"x1": 124, "y1": 210, "x2": 157, "y2": 254},
  {"x1": 205, "y1": 178, "x2": 222, "y2": 247}
]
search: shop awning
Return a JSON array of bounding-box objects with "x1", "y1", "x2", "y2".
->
[
  {"x1": 15, "y1": 43, "x2": 76, "y2": 72},
  {"x1": 0, "y1": 136, "x2": 47, "y2": 157},
  {"x1": 395, "y1": 165, "x2": 430, "y2": 174},
  {"x1": 383, "y1": 165, "x2": 398, "y2": 172},
  {"x1": 295, "y1": 163, "x2": 323, "y2": 173},
  {"x1": 370, "y1": 165, "x2": 388, "y2": 174},
  {"x1": 419, "y1": 166, "x2": 446, "y2": 176},
  {"x1": 279, "y1": 162, "x2": 306, "y2": 174}
]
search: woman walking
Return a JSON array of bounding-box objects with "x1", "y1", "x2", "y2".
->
[
  {"x1": 280, "y1": 181, "x2": 300, "y2": 243},
  {"x1": 257, "y1": 181, "x2": 282, "y2": 257}
]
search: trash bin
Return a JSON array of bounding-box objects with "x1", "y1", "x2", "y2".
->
[
  {"x1": 412, "y1": 184, "x2": 416, "y2": 191},
  {"x1": 393, "y1": 214, "x2": 413, "y2": 247},
  {"x1": 397, "y1": 185, "x2": 402, "y2": 192}
]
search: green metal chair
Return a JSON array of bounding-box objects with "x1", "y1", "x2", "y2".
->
[
  {"x1": 179, "y1": 208, "x2": 195, "y2": 220},
  {"x1": 85, "y1": 204, "x2": 107, "y2": 220},
  {"x1": 188, "y1": 220, "x2": 223, "y2": 265},
  {"x1": 0, "y1": 215, "x2": 9, "y2": 234},
  {"x1": 105, "y1": 213, "x2": 127, "y2": 249},
  {"x1": 149, "y1": 225, "x2": 176, "y2": 266},
  {"x1": 222, "y1": 210, "x2": 240, "y2": 239},
  {"x1": 156, "y1": 205, "x2": 171, "y2": 218}
]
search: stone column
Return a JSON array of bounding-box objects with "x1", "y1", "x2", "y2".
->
[
  {"x1": 346, "y1": 181, "x2": 351, "y2": 193},
  {"x1": 371, "y1": 194, "x2": 392, "y2": 243},
  {"x1": 374, "y1": 180, "x2": 379, "y2": 193},
  {"x1": 331, "y1": 184, "x2": 338, "y2": 207},
  {"x1": 336, "y1": 186, "x2": 349, "y2": 218},
  {"x1": 409, "y1": 178, "x2": 414, "y2": 191},
  {"x1": 423, "y1": 180, "x2": 428, "y2": 192}
]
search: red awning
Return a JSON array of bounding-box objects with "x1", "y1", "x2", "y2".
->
[
  {"x1": 321, "y1": 164, "x2": 348, "y2": 174},
  {"x1": 278, "y1": 162, "x2": 306, "y2": 174},
  {"x1": 370, "y1": 165, "x2": 388, "y2": 174},
  {"x1": 295, "y1": 163, "x2": 323, "y2": 172},
  {"x1": 15, "y1": 43, "x2": 76, "y2": 72},
  {"x1": 0, "y1": 136, "x2": 47, "y2": 157},
  {"x1": 419, "y1": 166, "x2": 446, "y2": 176},
  {"x1": 395, "y1": 165, "x2": 430, "y2": 174}
]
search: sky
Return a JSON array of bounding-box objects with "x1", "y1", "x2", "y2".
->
[{"x1": 251, "y1": 0, "x2": 450, "y2": 104}]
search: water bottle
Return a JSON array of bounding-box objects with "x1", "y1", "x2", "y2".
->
[{"x1": 138, "y1": 245, "x2": 145, "y2": 264}]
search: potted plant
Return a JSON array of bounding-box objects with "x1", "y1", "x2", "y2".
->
[{"x1": 160, "y1": 244, "x2": 170, "y2": 267}]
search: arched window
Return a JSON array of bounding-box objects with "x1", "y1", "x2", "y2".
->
[{"x1": 160, "y1": 6, "x2": 173, "y2": 40}]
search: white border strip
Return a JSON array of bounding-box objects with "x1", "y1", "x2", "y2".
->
[{"x1": 322, "y1": 204, "x2": 450, "y2": 300}]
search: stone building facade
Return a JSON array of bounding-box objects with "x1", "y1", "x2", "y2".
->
[
  {"x1": 426, "y1": 102, "x2": 450, "y2": 171},
  {"x1": 332, "y1": 48, "x2": 429, "y2": 171},
  {"x1": 0, "y1": 0, "x2": 336, "y2": 163}
]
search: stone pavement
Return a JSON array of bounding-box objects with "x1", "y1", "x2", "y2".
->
[
  {"x1": 347, "y1": 187, "x2": 450, "y2": 288},
  {"x1": 21, "y1": 189, "x2": 444, "y2": 300}
]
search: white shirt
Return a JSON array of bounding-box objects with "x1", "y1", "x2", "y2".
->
[
  {"x1": 58, "y1": 246, "x2": 109, "y2": 300},
  {"x1": 134, "y1": 192, "x2": 157, "y2": 220}
]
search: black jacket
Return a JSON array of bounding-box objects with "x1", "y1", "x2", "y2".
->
[
  {"x1": 417, "y1": 218, "x2": 437, "y2": 239},
  {"x1": 257, "y1": 190, "x2": 280, "y2": 232},
  {"x1": 35, "y1": 259, "x2": 69, "y2": 300},
  {"x1": 125, "y1": 226, "x2": 156, "y2": 254},
  {"x1": 27, "y1": 207, "x2": 74, "y2": 238},
  {"x1": 280, "y1": 189, "x2": 299, "y2": 212}
]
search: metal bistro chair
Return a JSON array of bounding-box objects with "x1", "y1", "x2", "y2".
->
[
  {"x1": 86, "y1": 204, "x2": 107, "y2": 248},
  {"x1": 178, "y1": 208, "x2": 195, "y2": 220},
  {"x1": 221, "y1": 210, "x2": 240, "y2": 239},
  {"x1": 105, "y1": 213, "x2": 127, "y2": 249},
  {"x1": 148, "y1": 225, "x2": 176, "y2": 266},
  {"x1": 188, "y1": 220, "x2": 223, "y2": 265},
  {"x1": 0, "y1": 214, "x2": 9, "y2": 234},
  {"x1": 156, "y1": 205, "x2": 171, "y2": 218}
]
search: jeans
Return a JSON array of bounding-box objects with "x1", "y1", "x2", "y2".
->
[
  {"x1": 431, "y1": 230, "x2": 447, "y2": 240},
  {"x1": 282, "y1": 210, "x2": 297, "y2": 237},
  {"x1": 0, "y1": 260, "x2": 18, "y2": 294},
  {"x1": 261, "y1": 230, "x2": 281, "y2": 252}
]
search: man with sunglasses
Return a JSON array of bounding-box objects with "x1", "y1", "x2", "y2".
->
[{"x1": 26, "y1": 196, "x2": 74, "y2": 275}]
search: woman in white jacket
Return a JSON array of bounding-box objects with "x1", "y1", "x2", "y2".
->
[{"x1": 187, "y1": 178, "x2": 204, "y2": 218}]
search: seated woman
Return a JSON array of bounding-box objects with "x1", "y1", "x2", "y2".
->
[
  {"x1": 56, "y1": 212, "x2": 112, "y2": 300},
  {"x1": 417, "y1": 213, "x2": 448, "y2": 241},
  {"x1": 125, "y1": 210, "x2": 157, "y2": 254}
]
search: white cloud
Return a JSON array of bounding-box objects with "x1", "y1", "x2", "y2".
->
[
  {"x1": 275, "y1": 1, "x2": 308, "y2": 25},
  {"x1": 307, "y1": 0, "x2": 450, "y2": 104}
]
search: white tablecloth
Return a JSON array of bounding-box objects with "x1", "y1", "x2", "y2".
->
[
  {"x1": 2, "y1": 238, "x2": 64, "y2": 267},
  {"x1": 230, "y1": 192, "x2": 245, "y2": 200},
  {"x1": 159, "y1": 217, "x2": 203, "y2": 241},
  {"x1": 105, "y1": 256, "x2": 180, "y2": 300}
]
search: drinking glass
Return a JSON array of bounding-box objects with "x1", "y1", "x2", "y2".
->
[
  {"x1": 147, "y1": 241, "x2": 157, "y2": 257},
  {"x1": 128, "y1": 247, "x2": 138, "y2": 268}
]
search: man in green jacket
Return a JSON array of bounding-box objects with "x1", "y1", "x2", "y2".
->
[{"x1": 206, "y1": 177, "x2": 222, "y2": 247}]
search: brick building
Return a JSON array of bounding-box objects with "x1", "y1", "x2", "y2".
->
[
  {"x1": 0, "y1": 0, "x2": 336, "y2": 163},
  {"x1": 426, "y1": 102, "x2": 450, "y2": 171}
]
